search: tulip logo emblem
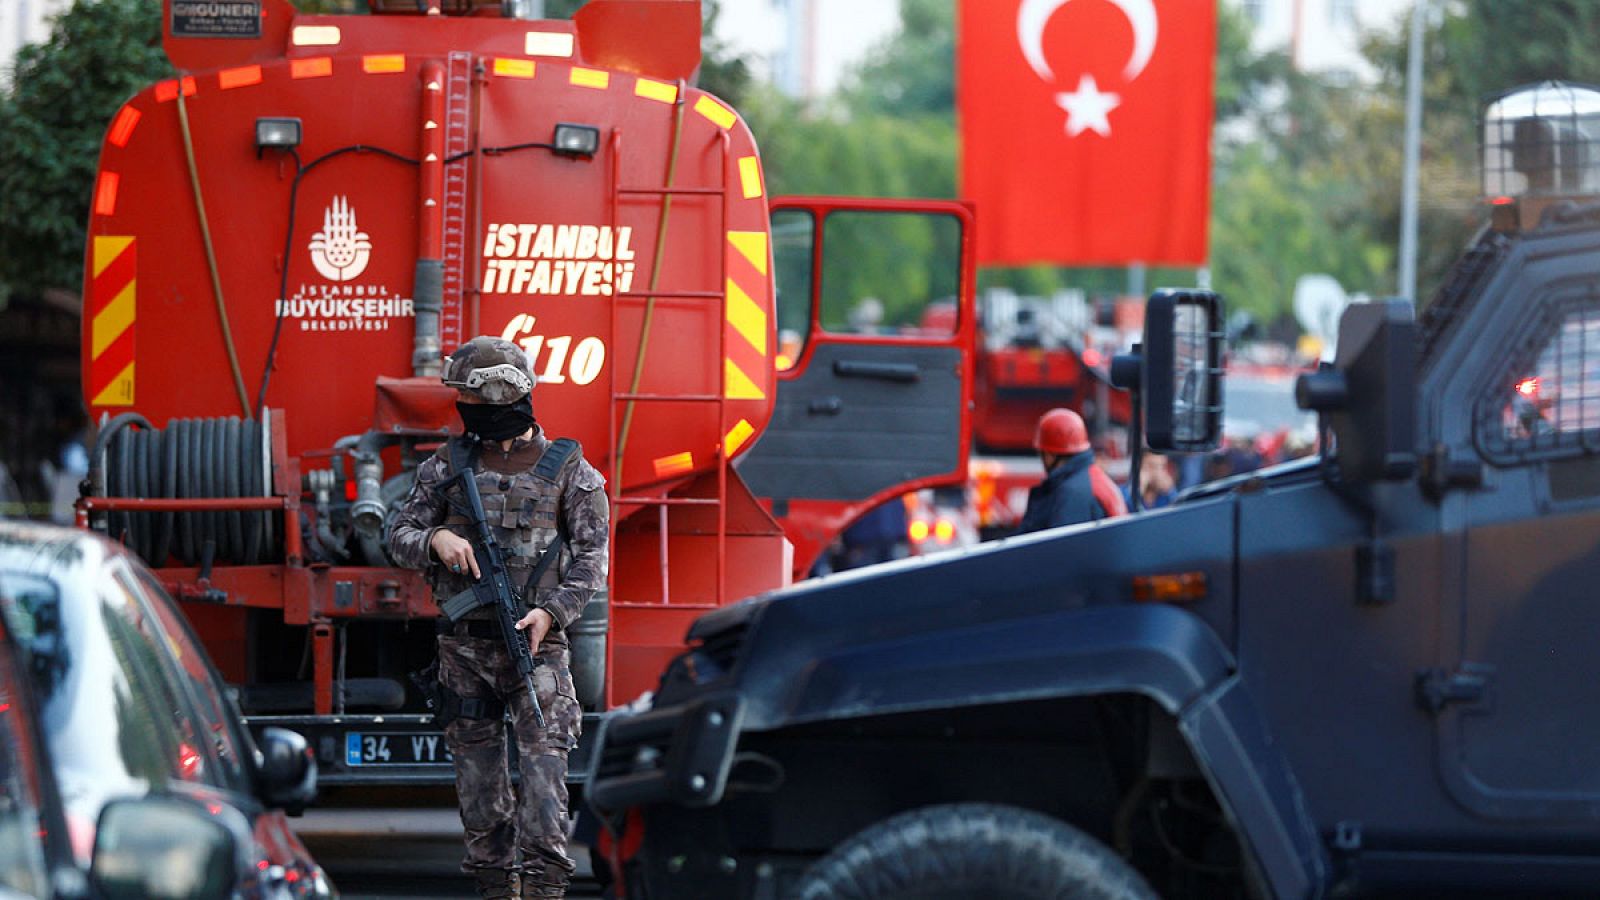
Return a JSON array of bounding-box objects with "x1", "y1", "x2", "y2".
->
[{"x1": 309, "y1": 196, "x2": 372, "y2": 282}]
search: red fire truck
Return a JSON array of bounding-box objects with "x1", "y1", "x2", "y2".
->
[
  {"x1": 972, "y1": 290, "x2": 1131, "y2": 453},
  {"x1": 78, "y1": 0, "x2": 974, "y2": 783},
  {"x1": 946, "y1": 291, "x2": 1132, "y2": 540}
]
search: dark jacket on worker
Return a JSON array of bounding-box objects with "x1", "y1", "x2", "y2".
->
[{"x1": 1019, "y1": 449, "x2": 1118, "y2": 534}]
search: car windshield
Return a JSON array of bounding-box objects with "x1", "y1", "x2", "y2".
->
[
  {"x1": 0, "y1": 561, "x2": 196, "y2": 860},
  {"x1": 0, "y1": 620, "x2": 52, "y2": 899}
]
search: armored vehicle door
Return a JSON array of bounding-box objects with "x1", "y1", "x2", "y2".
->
[
  {"x1": 1441, "y1": 269, "x2": 1600, "y2": 820},
  {"x1": 736, "y1": 198, "x2": 975, "y2": 576}
]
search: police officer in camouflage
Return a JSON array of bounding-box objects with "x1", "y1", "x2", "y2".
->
[{"x1": 389, "y1": 336, "x2": 609, "y2": 900}]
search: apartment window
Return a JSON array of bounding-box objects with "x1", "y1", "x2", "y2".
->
[{"x1": 1329, "y1": 0, "x2": 1358, "y2": 29}]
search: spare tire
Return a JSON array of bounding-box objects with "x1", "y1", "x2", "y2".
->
[{"x1": 794, "y1": 803, "x2": 1156, "y2": 900}]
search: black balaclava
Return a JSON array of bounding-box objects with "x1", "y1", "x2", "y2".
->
[{"x1": 457, "y1": 395, "x2": 535, "y2": 442}]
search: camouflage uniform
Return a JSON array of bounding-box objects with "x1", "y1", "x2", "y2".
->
[{"x1": 389, "y1": 339, "x2": 609, "y2": 900}]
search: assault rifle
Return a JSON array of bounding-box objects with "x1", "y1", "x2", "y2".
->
[{"x1": 438, "y1": 441, "x2": 550, "y2": 729}]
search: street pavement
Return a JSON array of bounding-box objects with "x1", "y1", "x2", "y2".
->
[{"x1": 294, "y1": 807, "x2": 603, "y2": 899}]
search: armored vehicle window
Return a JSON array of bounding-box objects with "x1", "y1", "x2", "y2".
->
[{"x1": 1485, "y1": 302, "x2": 1600, "y2": 460}]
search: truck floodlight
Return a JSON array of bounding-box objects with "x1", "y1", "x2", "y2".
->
[
  {"x1": 255, "y1": 118, "x2": 302, "y2": 154},
  {"x1": 552, "y1": 123, "x2": 600, "y2": 157}
]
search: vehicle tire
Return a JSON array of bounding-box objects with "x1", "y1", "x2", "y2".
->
[{"x1": 793, "y1": 803, "x2": 1156, "y2": 900}]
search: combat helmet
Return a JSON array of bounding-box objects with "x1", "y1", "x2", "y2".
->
[{"x1": 442, "y1": 336, "x2": 535, "y2": 404}]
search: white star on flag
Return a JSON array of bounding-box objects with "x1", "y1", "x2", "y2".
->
[{"x1": 1055, "y1": 74, "x2": 1121, "y2": 137}]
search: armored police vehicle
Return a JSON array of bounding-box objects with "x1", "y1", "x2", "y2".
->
[{"x1": 584, "y1": 81, "x2": 1600, "y2": 898}]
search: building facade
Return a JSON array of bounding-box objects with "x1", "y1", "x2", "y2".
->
[
  {"x1": 712, "y1": 0, "x2": 901, "y2": 100},
  {"x1": 1236, "y1": 0, "x2": 1411, "y2": 79},
  {"x1": 1, "y1": 0, "x2": 70, "y2": 81}
]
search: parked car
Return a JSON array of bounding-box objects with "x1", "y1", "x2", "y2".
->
[
  {"x1": 0, "y1": 521, "x2": 333, "y2": 898},
  {"x1": 0, "y1": 575, "x2": 248, "y2": 900}
]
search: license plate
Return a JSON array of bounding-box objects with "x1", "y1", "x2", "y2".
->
[{"x1": 344, "y1": 732, "x2": 452, "y2": 767}]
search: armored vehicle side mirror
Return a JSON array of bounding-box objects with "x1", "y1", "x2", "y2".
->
[
  {"x1": 1294, "y1": 298, "x2": 1417, "y2": 482},
  {"x1": 1114, "y1": 289, "x2": 1225, "y2": 453}
]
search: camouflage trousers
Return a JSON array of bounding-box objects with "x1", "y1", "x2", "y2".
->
[{"x1": 437, "y1": 631, "x2": 582, "y2": 886}]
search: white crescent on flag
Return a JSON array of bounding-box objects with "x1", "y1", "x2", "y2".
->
[{"x1": 1016, "y1": 0, "x2": 1159, "y2": 84}]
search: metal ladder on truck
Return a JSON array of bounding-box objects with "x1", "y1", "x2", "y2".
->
[{"x1": 604, "y1": 103, "x2": 738, "y2": 705}]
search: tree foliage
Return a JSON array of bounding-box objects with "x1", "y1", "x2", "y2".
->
[
  {"x1": 0, "y1": 0, "x2": 170, "y2": 304},
  {"x1": 1359, "y1": 0, "x2": 1600, "y2": 310}
]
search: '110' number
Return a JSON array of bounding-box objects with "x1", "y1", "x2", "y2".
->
[{"x1": 500, "y1": 314, "x2": 606, "y2": 386}]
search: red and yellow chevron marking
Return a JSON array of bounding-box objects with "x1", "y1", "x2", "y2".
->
[
  {"x1": 724, "y1": 230, "x2": 771, "y2": 402},
  {"x1": 89, "y1": 237, "x2": 136, "y2": 407}
]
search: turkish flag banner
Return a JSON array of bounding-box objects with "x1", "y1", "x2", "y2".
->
[{"x1": 959, "y1": 0, "x2": 1215, "y2": 267}]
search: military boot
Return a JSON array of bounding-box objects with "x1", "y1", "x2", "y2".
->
[
  {"x1": 518, "y1": 866, "x2": 568, "y2": 900},
  {"x1": 473, "y1": 868, "x2": 516, "y2": 900}
]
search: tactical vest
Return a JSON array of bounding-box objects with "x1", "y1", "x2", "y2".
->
[{"x1": 433, "y1": 435, "x2": 579, "y2": 631}]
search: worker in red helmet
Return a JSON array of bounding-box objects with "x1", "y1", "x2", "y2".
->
[{"x1": 1019, "y1": 408, "x2": 1127, "y2": 533}]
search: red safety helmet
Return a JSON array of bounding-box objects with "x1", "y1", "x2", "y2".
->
[{"x1": 1034, "y1": 408, "x2": 1091, "y2": 455}]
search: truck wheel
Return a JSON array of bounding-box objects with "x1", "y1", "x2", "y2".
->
[{"x1": 794, "y1": 803, "x2": 1155, "y2": 900}]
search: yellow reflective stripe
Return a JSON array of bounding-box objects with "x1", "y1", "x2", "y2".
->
[
  {"x1": 91, "y1": 362, "x2": 135, "y2": 406},
  {"x1": 727, "y1": 231, "x2": 768, "y2": 276},
  {"x1": 92, "y1": 281, "x2": 136, "y2": 358},
  {"x1": 724, "y1": 359, "x2": 764, "y2": 400},
  {"x1": 738, "y1": 156, "x2": 763, "y2": 200},
  {"x1": 694, "y1": 95, "x2": 735, "y2": 129},
  {"x1": 93, "y1": 236, "x2": 134, "y2": 277},
  {"x1": 724, "y1": 419, "x2": 755, "y2": 456},
  {"x1": 635, "y1": 78, "x2": 678, "y2": 104},
  {"x1": 570, "y1": 67, "x2": 610, "y2": 89},
  {"x1": 726, "y1": 278, "x2": 767, "y2": 355},
  {"x1": 362, "y1": 55, "x2": 406, "y2": 74},
  {"x1": 653, "y1": 451, "x2": 694, "y2": 478},
  {"x1": 493, "y1": 58, "x2": 535, "y2": 79}
]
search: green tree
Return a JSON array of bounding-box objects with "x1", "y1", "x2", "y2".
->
[
  {"x1": 0, "y1": 0, "x2": 171, "y2": 305},
  {"x1": 841, "y1": 0, "x2": 953, "y2": 119},
  {"x1": 1209, "y1": 69, "x2": 1406, "y2": 324},
  {"x1": 1360, "y1": 0, "x2": 1600, "y2": 305},
  {"x1": 1428, "y1": 0, "x2": 1600, "y2": 106}
]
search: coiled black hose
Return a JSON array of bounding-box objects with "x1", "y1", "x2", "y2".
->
[{"x1": 101, "y1": 416, "x2": 279, "y2": 567}]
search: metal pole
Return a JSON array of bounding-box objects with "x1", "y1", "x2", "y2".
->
[
  {"x1": 1398, "y1": 0, "x2": 1425, "y2": 303},
  {"x1": 1127, "y1": 262, "x2": 1147, "y2": 299}
]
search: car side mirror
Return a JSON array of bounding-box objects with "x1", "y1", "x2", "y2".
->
[
  {"x1": 90, "y1": 795, "x2": 246, "y2": 900},
  {"x1": 257, "y1": 726, "x2": 317, "y2": 814},
  {"x1": 1112, "y1": 289, "x2": 1225, "y2": 453}
]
